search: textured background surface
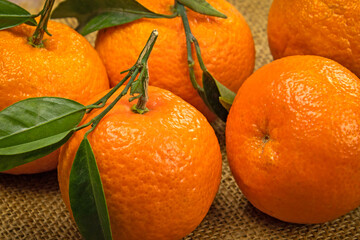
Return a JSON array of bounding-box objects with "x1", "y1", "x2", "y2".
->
[{"x1": 2, "y1": 0, "x2": 360, "y2": 239}]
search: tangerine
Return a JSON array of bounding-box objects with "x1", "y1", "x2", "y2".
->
[
  {"x1": 268, "y1": 0, "x2": 360, "y2": 77},
  {"x1": 95, "y1": 0, "x2": 255, "y2": 120},
  {"x1": 0, "y1": 20, "x2": 109, "y2": 174},
  {"x1": 58, "y1": 86, "x2": 222, "y2": 239},
  {"x1": 226, "y1": 55, "x2": 360, "y2": 224}
]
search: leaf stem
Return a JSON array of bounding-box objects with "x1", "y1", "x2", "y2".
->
[
  {"x1": 175, "y1": 2, "x2": 204, "y2": 94},
  {"x1": 136, "y1": 29, "x2": 158, "y2": 65},
  {"x1": 77, "y1": 68, "x2": 139, "y2": 133},
  {"x1": 85, "y1": 71, "x2": 132, "y2": 112},
  {"x1": 132, "y1": 29, "x2": 158, "y2": 113},
  {"x1": 175, "y1": 1, "x2": 236, "y2": 121},
  {"x1": 76, "y1": 30, "x2": 159, "y2": 133},
  {"x1": 28, "y1": 0, "x2": 55, "y2": 47},
  {"x1": 192, "y1": 37, "x2": 207, "y2": 71},
  {"x1": 134, "y1": 67, "x2": 149, "y2": 112}
]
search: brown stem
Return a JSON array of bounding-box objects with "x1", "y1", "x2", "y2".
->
[
  {"x1": 135, "y1": 65, "x2": 149, "y2": 111},
  {"x1": 131, "y1": 30, "x2": 158, "y2": 114},
  {"x1": 29, "y1": 0, "x2": 55, "y2": 47}
]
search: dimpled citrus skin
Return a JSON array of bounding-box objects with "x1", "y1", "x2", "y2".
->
[
  {"x1": 58, "y1": 86, "x2": 222, "y2": 240},
  {"x1": 0, "y1": 21, "x2": 110, "y2": 174},
  {"x1": 226, "y1": 55, "x2": 360, "y2": 224},
  {"x1": 95, "y1": 0, "x2": 255, "y2": 120},
  {"x1": 268, "y1": 0, "x2": 360, "y2": 77}
]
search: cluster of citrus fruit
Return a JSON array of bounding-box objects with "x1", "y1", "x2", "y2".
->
[{"x1": 1, "y1": 0, "x2": 360, "y2": 239}]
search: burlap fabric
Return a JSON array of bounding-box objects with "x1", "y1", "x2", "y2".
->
[{"x1": 1, "y1": 0, "x2": 360, "y2": 239}]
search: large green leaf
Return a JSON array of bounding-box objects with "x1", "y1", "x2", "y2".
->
[
  {"x1": 178, "y1": 0, "x2": 227, "y2": 18},
  {"x1": 52, "y1": 0, "x2": 175, "y2": 35},
  {"x1": 69, "y1": 137, "x2": 112, "y2": 240},
  {"x1": 202, "y1": 71, "x2": 235, "y2": 121},
  {"x1": 0, "y1": 0, "x2": 37, "y2": 30},
  {"x1": 0, "y1": 97, "x2": 86, "y2": 171}
]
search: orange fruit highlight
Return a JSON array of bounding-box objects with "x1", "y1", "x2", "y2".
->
[
  {"x1": 95, "y1": 0, "x2": 255, "y2": 120},
  {"x1": 0, "y1": 21, "x2": 110, "y2": 174},
  {"x1": 58, "y1": 86, "x2": 222, "y2": 240},
  {"x1": 226, "y1": 55, "x2": 360, "y2": 224},
  {"x1": 267, "y1": 0, "x2": 360, "y2": 77}
]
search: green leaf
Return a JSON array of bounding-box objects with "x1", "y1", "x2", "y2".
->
[
  {"x1": 178, "y1": 0, "x2": 227, "y2": 18},
  {"x1": 130, "y1": 79, "x2": 143, "y2": 96},
  {"x1": 52, "y1": 0, "x2": 175, "y2": 35},
  {"x1": 129, "y1": 80, "x2": 143, "y2": 102},
  {"x1": 215, "y1": 80, "x2": 236, "y2": 111},
  {"x1": 202, "y1": 71, "x2": 234, "y2": 121},
  {"x1": 219, "y1": 97, "x2": 233, "y2": 112},
  {"x1": 0, "y1": 0, "x2": 37, "y2": 30},
  {"x1": 69, "y1": 137, "x2": 112, "y2": 240},
  {"x1": 0, "y1": 97, "x2": 86, "y2": 171}
]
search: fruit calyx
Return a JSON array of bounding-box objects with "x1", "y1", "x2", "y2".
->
[{"x1": 28, "y1": 0, "x2": 55, "y2": 48}]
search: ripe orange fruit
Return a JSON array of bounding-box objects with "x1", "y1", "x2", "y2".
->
[
  {"x1": 0, "y1": 21, "x2": 110, "y2": 174},
  {"x1": 226, "y1": 55, "x2": 360, "y2": 224},
  {"x1": 58, "y1": 86, "x2": 222, "y2": 240},
  {"x1": 267, "y1": 0, "x2": 360, "y2": 77},
  {"x1": 95, "y1": 0, "x2": 255, "y2": 120}
]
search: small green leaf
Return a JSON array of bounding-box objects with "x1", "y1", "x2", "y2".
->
[
  {"x1": 69, "y1": 137, "x2": 112, "y2": 240},
  {"x1": 219, "y1": 97, "x2": 233, "y2": 111},
  {"x1": 52, "y1": 0, "x2": 175, "y2": 35},
  {"x1": 178, "y1": 0, "x2": 227, "y2": 18},
  {"x1": 0, "y1": 0, "x2": 37, "y2": 30},
  {"x1": 0, "y1": 97, "x2": 86, "y2": 171},
  {"x1": 215, "y1": 80, "x2": 236, "y2": 111},
  {"x1": 202, "y1": 71, "x2": 234, "y2": 121},
  {"x1": 130, "y1": 79, "x2": 143, "y2": 96}
]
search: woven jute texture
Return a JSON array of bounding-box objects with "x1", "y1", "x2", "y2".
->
[{"x1": 1, "y1": 0, "x2": 360, "y2": 239}]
